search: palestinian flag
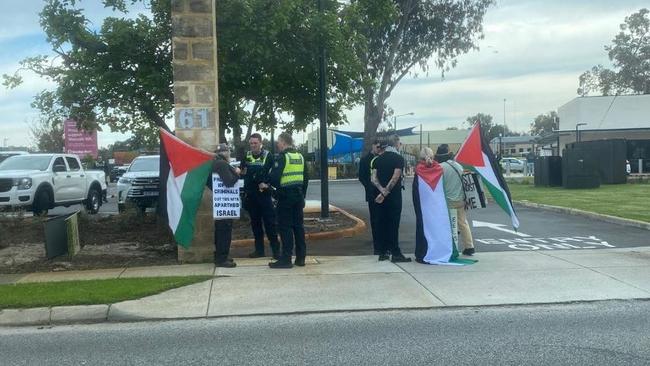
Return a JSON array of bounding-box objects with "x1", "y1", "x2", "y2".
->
[
  {"x1": 160, "y1": 129, "x2": 214, "y2": 248},
  {"x1": 413, "y1": 162, "x2": 477, "y2": 265},
  {"x1": 455, "y1": 122, "x2": 520, "y2": 229}
]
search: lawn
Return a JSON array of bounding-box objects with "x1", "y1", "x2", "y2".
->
[
  {"x1": 0, "y1": 276, "x2": 212, "y2": 309},
  {"x1": 508, "y1": 183, "x2": 650, "y2": 223}
]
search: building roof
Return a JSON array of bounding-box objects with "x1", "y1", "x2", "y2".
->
[
  {"x1": 558, "y1": 94, "x2": 650, "y2": 131},
  {"x1": 489, "y1": 135, "x2": 537, "y2": 145},
  {"x1": 400, "y1": 129, "x2": 470, "y2": 145}
]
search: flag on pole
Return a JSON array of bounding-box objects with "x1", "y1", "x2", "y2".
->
[
  {"x1": 455, "y1": 122, "x2": 520, "y2": 229},
  {"x1": 159, "y1": 129, "x2": 214, "y2": 248},
  {"x1": 413, "y1": 161, "x2": 477, "y2": 265}
]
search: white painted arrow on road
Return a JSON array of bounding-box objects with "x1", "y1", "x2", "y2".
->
[{"x1": 472, "y1": 220, "x2": 531, "y2": 237}]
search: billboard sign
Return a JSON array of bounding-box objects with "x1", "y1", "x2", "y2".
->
[{"x1": 64, "y1": 119, "x2": 98, "y2": 159}]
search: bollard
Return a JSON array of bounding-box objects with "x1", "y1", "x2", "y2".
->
[{"x1": 639, "y1": 159, "x2": 643, "y2": 174}]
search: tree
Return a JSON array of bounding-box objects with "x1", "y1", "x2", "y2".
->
[
  {"x1": 530, "y1": 111, "x2": 559, "y2": 135},
  {"x1": 342, "y1": 0, "x2": 494, "y2": 151},
  {"x1": 465, "y1": 113, "x2": 518, "y2": 141},
  {"x1": 445, "y1": 126, "x2": 459, "y2": 130},
  {"x1": 578, "y1": 8, "x2": 650, "y2": 96},
  {"x1": 29, "y1": 118, "x2": 64, "y2": 153},
  {"x1": 3, "y1": 0, "x2": 173, "y2": 145}
]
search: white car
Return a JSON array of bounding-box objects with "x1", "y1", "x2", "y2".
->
[
  {"x1": 500, "y1": 157, "x2": 525, "y2": 173},
  {"x1": 0, "y1": 154, "x2": 107, "y2": 215},
  {"x1": 117, "y1": 155, "x2": 160, "y2": 212}
]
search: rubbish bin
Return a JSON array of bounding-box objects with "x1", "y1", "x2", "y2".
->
[{"x1": 43, "y1": 211, "x2": 81, "y2": 259}]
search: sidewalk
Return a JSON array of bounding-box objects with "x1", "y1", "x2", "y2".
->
[{"x1": 2, "y1": 247, "x2": 650, "y2": 326}]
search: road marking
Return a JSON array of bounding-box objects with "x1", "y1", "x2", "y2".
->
[
  {"x1": 475, "y1": 236, "x2": 616, "y2": 251},
  {"x1": 472, "y1": 220, "x2": 531, "y2": 237}
]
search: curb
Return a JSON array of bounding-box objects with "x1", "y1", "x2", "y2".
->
[
  {"x1": 230, "y1": 205, "x2": 366, "y2": 248},
  {"x1": 514, "y1": 200, "x2": 650, "y2": 231}
]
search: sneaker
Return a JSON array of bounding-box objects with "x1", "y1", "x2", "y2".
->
[
  {"x1": 269, "y1": 261, "x2": 293, "y2": 269},
  {"x1": 215, "y1": 260, "x2": 237, "y2": 268},
  {"x1": 391, "y1": 255, "x2": 412, "y2": 263},
  {"x1": 248, "y1": 251, "x2": 265, "y2": 258},
  {"x1": 378, "y1": 254, "x2": 390, "y2": 261},
  {"x1": 462, "y1": 248, "x2": 475, "y2": 256},
  {"x1": 294, "y1": 257, "x2": 306, "y2": 267}
]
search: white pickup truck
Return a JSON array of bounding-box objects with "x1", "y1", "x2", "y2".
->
[{"x1": 0, "y1": 153, "x2": 107, "y2": 215}]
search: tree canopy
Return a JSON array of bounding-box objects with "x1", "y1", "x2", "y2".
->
[
  {"x1": 578, "y1": 8, "x2": 650, "y2": 96},
  {"x1": 343, "y1": 0, "x2": 494, "y2": 150},
  {"x1": 465, "y1": 112, "x2": 519, "y2": 141},
  {"x1": 530, "y1": 111, "x2": 558, "y2": 136}
]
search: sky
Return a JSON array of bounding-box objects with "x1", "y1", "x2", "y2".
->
[{"x1": 0, "y1": 0, "x2": 648, "y2": 149}]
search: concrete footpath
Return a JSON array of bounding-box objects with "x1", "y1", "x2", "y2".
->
[{"x1": 2, "y1": 247, "x2": 650, "y2": 326}]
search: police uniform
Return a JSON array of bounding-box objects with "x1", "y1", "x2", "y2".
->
[
  {"x1": 359, "y1": 151, "x2": 381, "y2": 254},
  {"x1": 268, "y1": 148, "x2": 309, "y2": 267},
  {"x1": 242, "y1": 149, "x2": 280, "y2": 258}
]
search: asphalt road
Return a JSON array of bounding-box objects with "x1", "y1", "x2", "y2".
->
[
  {"x1": 306, "y1": 179, "x2": 650, "y2": 254},
  {"x1": 47, "y1": 180, "x2": 650, "y2": 255},
  {"x1": 2, "y1": 300, "x2": 649, "y2": 365}
]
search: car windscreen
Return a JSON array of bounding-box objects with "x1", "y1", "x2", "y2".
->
[
  {"x1": 128, "y1": 158, "x2": 159, "y2": 172},
  {"x1": 0, "y1": 155, "x2": 52, "y2": 171}
]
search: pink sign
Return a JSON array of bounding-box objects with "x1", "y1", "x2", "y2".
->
[{"x1": 64, "y1": 119, "x2": 98, "y2": 159}]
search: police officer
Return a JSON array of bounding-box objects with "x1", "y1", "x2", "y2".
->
[
  {"x1": 207, "y1": 143, "x2": 241, "y2": 268},
  {"x1": 241, "y1": 133, "x2": 280, "y2": 259},
  {"x1": 266, "y1": 132, "x2": 309, "y2": 269}
]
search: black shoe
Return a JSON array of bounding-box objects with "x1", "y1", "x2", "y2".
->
[
  {"x1": 294, "y1": 257, "x2": 306, "y2": 267},
  {"x1": 391, "y1": 255, "x2": 412, "y2": 263},
  {"x1": 272, "y1": 254, "x2": 281, "y2": 261},
  {"x1": 378, "y1": 254, "x2": 390, "y2": 261},
  {"x1": 269, "y1": 261, "x2": 293, "y2": 269},
  {"x1": 415, "y1": 258, "x2": 426, "y2": 264},
  {"x1": 248, "y1": 251, "x2": 265, "y2": 258},
  {"x1": 462, "y1": 248, "x2": 475, "y2": 256},
  {"x1": 216, "y1": 260, "x2": 237, "y2": 268}
]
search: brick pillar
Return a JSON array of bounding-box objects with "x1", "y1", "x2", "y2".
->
[{"x1": 172, "y1": 0, "x2": 219, "y2": 263}]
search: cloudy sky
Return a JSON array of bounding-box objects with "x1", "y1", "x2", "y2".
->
[{"x1": 0, "y1": 0, "x2": 647, "y2": 148}]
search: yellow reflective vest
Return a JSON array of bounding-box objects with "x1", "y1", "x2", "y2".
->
[{"x1": 280, "y1": 152, "x2": 305, "y2": 187}]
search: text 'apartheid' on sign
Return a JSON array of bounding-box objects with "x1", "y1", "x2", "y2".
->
[
  {"x1": 475, "y1": 236, "x2": 615, "y2": 251},
  {"x1": 212, "y1": 174, "x2": 243, "y2": 220}
]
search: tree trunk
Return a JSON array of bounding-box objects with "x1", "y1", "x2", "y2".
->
[{"x1": 362, "y1": 85, "x2": 384, "y2": 153}]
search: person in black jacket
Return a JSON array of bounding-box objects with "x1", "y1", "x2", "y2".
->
[
  {"x1": 265, "y1": 132, "x2": 309, "y2": 269},
  {"x1": 207, "y1": 143, "x2": 241, "y2": 268},
  {"x1": 358, "y1": 139, "x2": 383, "y2": 255}
]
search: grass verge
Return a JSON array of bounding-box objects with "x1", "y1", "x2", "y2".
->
[
  {"x1": 508, "y1": 183, "x2": 650, "y2": 223},
  {"x1": 0, "y1": 276, "x2": 212, "y2": 309}
]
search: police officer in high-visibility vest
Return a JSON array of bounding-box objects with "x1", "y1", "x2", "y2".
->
[
  {"x1": 241, "y1": 133, "x2": 280, "y2": 259},
  {"x1": 265, "y1": 132, "x2": 309, "y2": 269}
]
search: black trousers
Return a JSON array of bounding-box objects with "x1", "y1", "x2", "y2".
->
[
  {"x1": 214, "y1": 219, "x2": 233, "y2": 263},
  {"x1": 276, "y1": 200, "x2": 306, "y2": 262},
  {"x1": 376, "y1": 197, "x2": 403, "y2": 256},
  {"x1": 246, "y1": 192, "x2": 280, "y2": 255},
  {"x1": 367, "y1": 200, "x2": 381, "y2": 254}
]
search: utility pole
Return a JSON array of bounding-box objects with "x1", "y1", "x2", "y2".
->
[
  {"x1": 503, "y1": 98, "x2": 507, "y2": 134},
  {"x1": 419, "y1": 124, "x2": 422, "y2": 152},
  {"x1": 318, "y1": 0, "x2": 329, "y2": 218}
]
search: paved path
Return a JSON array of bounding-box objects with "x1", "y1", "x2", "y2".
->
[
  {"x1": 3, "y1": 301, "x2": 650, "y2": 365},
  {"x1": 3, "y1": 247, "x2": 650, "y2": 325},
  {"x1": 306, "y1": 179, "x2": 650, "y2": 255}
]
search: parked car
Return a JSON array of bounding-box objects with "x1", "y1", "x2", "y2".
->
[
  {"x1": 0, "y1": 154, "x2": 107, "y2": 215},
  {"x1": 109, "y1": 165, "x2": 129, "y2": 183},
  {"x1": 117, "y1": 155, "x2": 160, "y2": 212},
  {"x1": 0, "y1": 151, "x2": 28, "y2": 163},
  {"x1": 500, "y1": 157, "x2": 525, "y2": 172}
]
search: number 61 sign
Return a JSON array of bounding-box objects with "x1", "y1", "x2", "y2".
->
[{"x1": 178, "y1": 108, "x2": 208, "y2": 129}]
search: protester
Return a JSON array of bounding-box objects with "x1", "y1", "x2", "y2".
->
[
  {"x1": 371, "y1": 134, "x2": 411, "y2": 263},
  {"x1": 434, "y1": 144, "x2": 475, "y2": 256},
  {"x1": 413, "y1": 147, "x2": 477, "y2": 266},
  {"x1": 241, "y1": 133, "x2": 280, "y2": 259},
  {"x1": 358, "y1": 139, "x2": 383, "y2": 255},
  {"x1": 266, "y1": 132, "x2": 309, "y2": 269},
  {"x1": 208, "y1": 143, "x2": 241, "y2": 267}
]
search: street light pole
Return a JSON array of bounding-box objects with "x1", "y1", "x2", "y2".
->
[
  {"x1": 318, "y1": 0, "x2": 329, "y2": 218},
  {"x1": 575, "y1": 123, "x2": 587, "y2": 143},
  {"x1": 503, "y1": 98, "x2": 507, "y2": 131},
  {"x1": 393, "y1": 112, "x2": 414, "y2": 133}
]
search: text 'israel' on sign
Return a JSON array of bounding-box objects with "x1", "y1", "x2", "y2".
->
[{"x1": 212, "y1": 174, "x2": 243, "y2": 220}]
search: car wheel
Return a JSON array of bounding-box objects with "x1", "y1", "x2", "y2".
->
[
  {"x1": 85, "y1": 188, "x2": 102, "y2": 214},
  {"x1": 32, "y1": 189, "x2": 50, "y2": 216}
]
